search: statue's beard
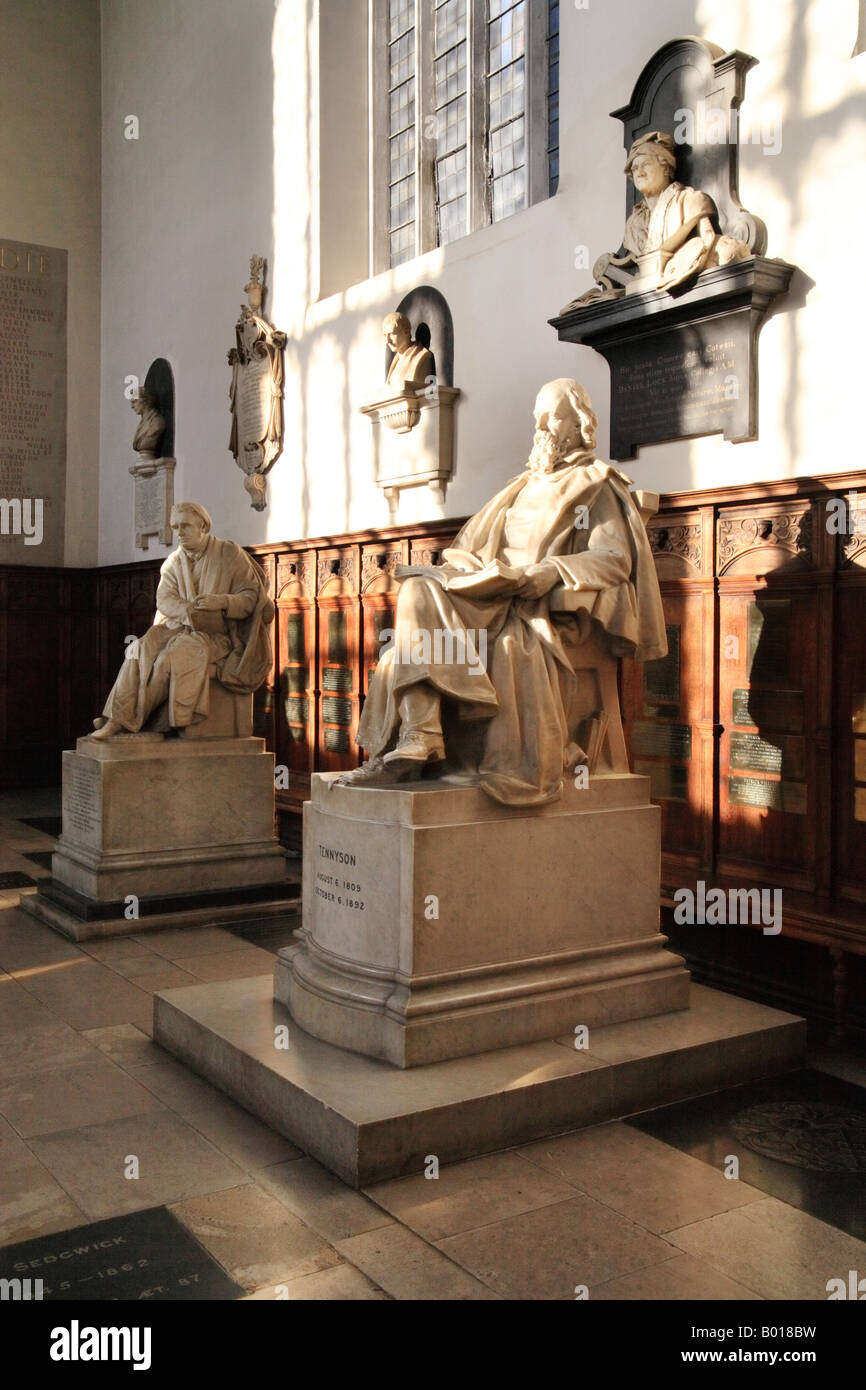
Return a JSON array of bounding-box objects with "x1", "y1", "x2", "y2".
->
[{"x1": 527, "y1": 428, "x2": 577, "y2": 474}]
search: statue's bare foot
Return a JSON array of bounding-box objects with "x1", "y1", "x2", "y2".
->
[{"x1": 89, "y1": 718, "x2": 123, "y2": 741}]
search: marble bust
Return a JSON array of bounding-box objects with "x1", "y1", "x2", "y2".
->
[
  {"x1": 563, "y1": 130, "x2": 751, "y2": 309},
  {"x1": 131, "y1": 389, "x2": 165, "y2": 460},
  {"x1": 383, "y1": 312, "x2": 434, "y2": 390},
  {"x1": 340, "y1": 378, "x2": 666, "y2": 805},
  {"x1": 91, "y1": 501, "x2": 274, "y2": 740}
]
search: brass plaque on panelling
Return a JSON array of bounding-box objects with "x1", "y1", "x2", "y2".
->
[
  {"x1": 732, "y1": 688, "x2": 804, "y2": 733},
  {"x1": 730, "y1": 731, "x2": 805, "y2": 780},
  {"x1": 728, "y1": 775, "x2": 807, "y2": 815},
  {"x1": 324, "y1": 729, "x2": 350, "y2": 753},
  {"x1": 286, "y1": 613, "x2": 305, "y2": 663},
  {"x1": 322, "y1": 666, "x2": 352, "y2": 693},
  {"x1": 284, "y1": 667, "x2": 307, "y2": 695},
  {"x1": 644, "y1": 625, "x2": 680, "y2": 705},
  {"x1": 631, "y1": 722, "x2": 692, "y2": 760},
  {"x1": 322, "y1": 697, "x2": 352, "y2": 725},
  {"x1": 327, "y1": 610, "x2": 347, "y2": 664},
  {"x1": 747, "y1": 599, "x2": 791, "y2": 680},
  {"x1": 633, "y1": 759, "x2": 688, "y2": 802},
  {"x1": 285, "y1": 697, "x2": 308, "y2": 725}
]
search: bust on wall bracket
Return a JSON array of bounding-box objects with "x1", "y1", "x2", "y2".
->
[
  {"x1": 228, "y1": 255, "x2": 287, "y2": 511},
  {"x1": 129, "y1": 357, "x2": 176, "y2": 550},
  {"x1": 550, "y1": 37, "x2": 797, "y2": 461},
  {"x1": 360, "y1": 288, "x2": 460, "y2": 518}
]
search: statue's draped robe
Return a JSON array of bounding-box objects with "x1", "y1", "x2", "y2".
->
[
  {"x1": 102, "y1": 536, "x2": 274, "y2": 731},
  {"x1": 357, "y1": 455, "x2": 666, "y2": 805}
]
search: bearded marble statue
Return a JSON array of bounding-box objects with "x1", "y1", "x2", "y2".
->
[
  {"x1": 91, "y1": 502, "x2": 274, "y2": 740},
  {"x1": 340, "y1": 378, "x2": 666, "y2": 806},
  {"x1": 562, "y1": 130, "x2": 751, "y2": 310}
]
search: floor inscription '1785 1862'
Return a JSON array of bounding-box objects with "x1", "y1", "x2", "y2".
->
[{"x1": 0, "y1": 238, "x2": 67, "y2": 564}]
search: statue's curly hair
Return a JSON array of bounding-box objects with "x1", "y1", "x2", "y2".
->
[{"x1": 539, "y1": 379, "x2": 598, "y2": 452}]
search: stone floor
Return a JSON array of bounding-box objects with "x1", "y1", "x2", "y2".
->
[{"x1": 2, "y1": 788, "x2": 865, "y2": 1301}]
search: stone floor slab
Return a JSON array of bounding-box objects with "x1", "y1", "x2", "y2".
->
[
  {"x1": 437, "y1": 1194, "x2": 676, "y2": 1299},
  {"x1": 668, "y1": 1198, "x2": 866, "y2": 1300},
  {"x1": 335, "y1": 1224, "x2": 500, "y2": 1300},
  {"x1": 169, "y1": 1182, "x2": 340, "y2": 1292},
  {"x1": 517, "y1": 1122, "x2": 764, "y2": 1233},
  {"x1": 29, "y1": 1110, "x2": 246, "y2": 1221},
  {"x1": 364, "y1": 1151, "x2": 577, "y2": 1241}
]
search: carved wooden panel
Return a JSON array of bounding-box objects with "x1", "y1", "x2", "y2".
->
[{"x1": 717, "y1": 503, "x2": 813, "y2": 575}]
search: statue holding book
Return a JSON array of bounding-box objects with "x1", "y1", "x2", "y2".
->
[
  {"x1": 90, "y1": 501, "x2": 274, "y2": 740},
  {"x1": 341, "y1": 378, "x2": 666, "y2": 805}
]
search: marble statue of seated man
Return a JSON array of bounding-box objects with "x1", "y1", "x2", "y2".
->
[
  {"x1": 91, "y1": 501, "x2": 274, "y2": 740},
  {"x1": 561, "y1": 129, "x2": 751, "y2": 310},
  {"x1": 340, "y1": 378, "x2": 667, "y2": 806}
]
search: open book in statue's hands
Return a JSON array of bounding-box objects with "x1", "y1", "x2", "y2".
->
[{"x1": 395, "y1": 559, "x2": 525, "y2": 600}]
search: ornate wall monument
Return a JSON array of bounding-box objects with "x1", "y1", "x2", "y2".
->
[
  {"x1": 550, "y1": 38, "x2": 796, "y2": 460},
  {"x1": 360, "y1": 287, "x2": 459, "y2": 515},
  {"x1": 0, "y1": 238, "x2": 67, "y2": 564},
  {"x1": 21, "y1": 501, "x2": 293, "y2": 940},
  {"x1": 129, "y1": 358, "x2": 176, "y2": 550},
  {"x1": 227, "y1": 255, "x2": 287, "y2": 512}
]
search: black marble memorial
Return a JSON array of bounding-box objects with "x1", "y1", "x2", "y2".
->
[
  {"x1": 550, "y1": 37, "x2": 796, "y2": 460},
  {"x1": 0, "y1": 1207, "x2": 242, "y2": 1301}
]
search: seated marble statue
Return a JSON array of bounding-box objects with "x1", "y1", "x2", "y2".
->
[
  {"x1": 340, "y1": 378, "x2": 666, "y2": 806},
  {"x1": 91, "y1": 501, "x2": 274, "y2": 740},
  {"x1": 562, "y1": 130, "x2": 750, "y2": 309},
  {"x1": 383, "y1": 312, "x2": 434, "y2": 389}
]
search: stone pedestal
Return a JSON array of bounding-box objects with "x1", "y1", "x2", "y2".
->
[
  {"x1": 275, "y1": 771, "x2": 689, "y2": 1067},
  {"x1": 20, "y1": 736, "x2": 296, "y2": 941}
]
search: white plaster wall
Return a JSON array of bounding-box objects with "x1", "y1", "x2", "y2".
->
[
  {"x1": 98, "y1": 0, "x2": 866, "y2": 566},
  {"x1": 0, "y1": 0, "x2": 101, "y2": 566}
]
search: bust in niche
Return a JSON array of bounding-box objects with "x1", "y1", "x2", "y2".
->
[
  {"x1": 131, "y1": 389, "x2": 165, "y2": 462},
  {"x1": 562, "y1": 130, "x2": 751, "y2": 310},
  {"x1": 384, "y1": 312, "x2": 434, "y2": 390},
  {"x1": 363, "y1": 311, "x2": 437, "y2": 435}
]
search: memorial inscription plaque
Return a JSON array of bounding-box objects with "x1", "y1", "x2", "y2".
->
[
  {"x1": 644, "y1": 624, "x2": 681, "y2": 704},
  {"x1": 728, "y1": 775, "x2": 807, "y2": 815},
  {"x1": 730, "y1": 730, "x2": 805, "y2": 780},
  {"x1": 64, "y1": 760, "x2": 101, "y2": 842},
  {"x1": 631, "y1": 720, "x2": 692, "y2": 761},
  {"x1": 0, "y1": 1207, "x2": 242, "y2": 1301},
  {"x1": 732, "y1": 687, "x2": 805, "y2": 733},
  {"x1": 0, "y1": 238, "x2": 67, "y2": 564},
  {"x1": 748, "y1": 599, "x2": 791, "y2": 679}
]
